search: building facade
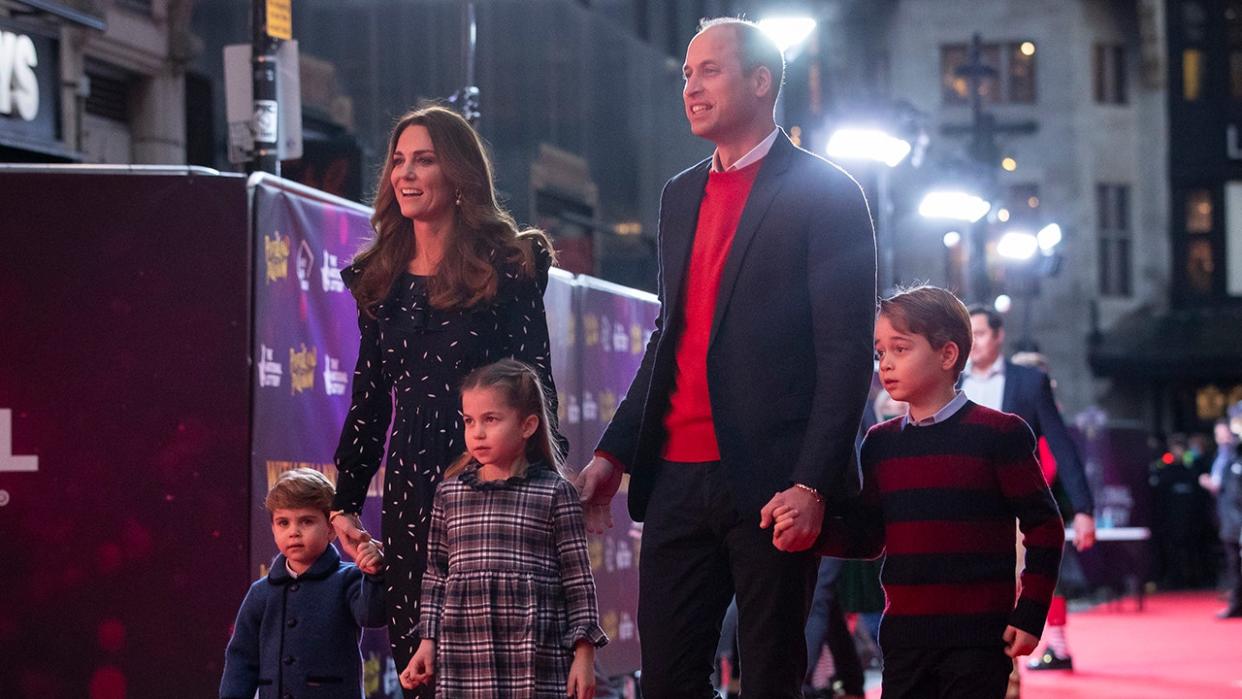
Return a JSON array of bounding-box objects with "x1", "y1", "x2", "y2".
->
[
  {"x1": 1088, "y1": 0, "x2": 1242, "y2": 432},
  {"x1": 827, "y1": 0, "x2": 1172, "y2": 425},
  {"x1": 0, "y1": 0, "x2": 196, "y2": 164}
]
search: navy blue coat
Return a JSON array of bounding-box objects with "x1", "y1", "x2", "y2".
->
[
  {"x1": 1000, "y1": 360, "x2": 1095, "y2": 516},
  {"x1": 220, "y1": 544, "x2": 385, "y2": 699}
]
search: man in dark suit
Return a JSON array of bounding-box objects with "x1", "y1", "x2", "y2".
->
[
  {"x1": 574, "y1": 17, "x2": 876, "y2": 699},
  {"x1": 962, "y1": 306, "x2": 1095, "y2": 678}
]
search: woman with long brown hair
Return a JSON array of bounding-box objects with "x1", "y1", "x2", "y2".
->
[{"x1": 327, "y1": 105, "x2": 565, "y2": 696}]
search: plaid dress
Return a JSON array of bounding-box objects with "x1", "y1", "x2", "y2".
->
[{"x1": 418, "y1": 461, "x2": 608, "y2": 698}]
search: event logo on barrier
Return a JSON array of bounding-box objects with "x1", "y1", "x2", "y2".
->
[
  {"x1": 258, "y1": 344, "x2": 283, "y2": 388},
  {"x1": 289, "y1": 343, "x2": 317, "y2": 394},
  {"x1": 321, "y1": 251, "x2": 346, "y2": 293},
  {"x1": 296, "y1": 239, "x2": 313, "y2": 291},
  {"x1": 323, "y1": 354, "x2": 348, "y2": 395},
  {"x1": 265, "y1": 232, "x2": 290, "y2": 282}
]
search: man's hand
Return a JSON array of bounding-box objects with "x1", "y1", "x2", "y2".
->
[
  {"x1": 574, "y1": 456, "x2": 624, "y2": 534},
  {"x1": 1072, "y1": 513, "x2": 1096, "y2": 552},
  {"x1": 1003, "y1": 625, "x2": 1038, "y2": 658},
  {"x1": 760, "y1": 486, "x2": 824, "y2": 552}
]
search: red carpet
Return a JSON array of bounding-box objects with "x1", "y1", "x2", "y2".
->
[{"x1": 865, "y1": 591, "x2": 1242, "y2": 698}]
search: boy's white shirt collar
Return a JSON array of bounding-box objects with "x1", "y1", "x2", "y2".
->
[
  {"x1": 711, "y1": 127, "x2": 781, "y2": 173},
  {"x1": 285, "y1": 560, "x2": 301, "y2": 578},
  {"x1": 902, "y1": 390, "x2": 969, "y2": 429}
]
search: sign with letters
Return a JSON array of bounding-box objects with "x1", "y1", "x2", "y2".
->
[{"x1": 0, "y1": 20, "x2": 60, "y2": 152}]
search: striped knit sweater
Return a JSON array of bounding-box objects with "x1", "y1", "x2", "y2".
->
[{"x1": 818, "y1": 400, "x2": 1064, "y2": 649}]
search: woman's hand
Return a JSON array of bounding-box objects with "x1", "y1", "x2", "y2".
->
[
  {"x1": 330, "y1": 511, "x2": 372, "y2": 562},
  {"x1": 400, "y1": 639, "x2": 436, "y2": 689},
  {"x1": 354, "y1": 539, "x2": 384, "y2": 575}
]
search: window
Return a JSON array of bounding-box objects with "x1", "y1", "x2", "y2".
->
[
  {"x1": 1187, "y1": 189, "x2": 1213, "y2": 232},
  {"x1": 941, "y1": 41, "x2": 1037, "y2": 105},
  {"x1": 1093, "y1": 44, "x2": 1128, "y2": 104},
  {"x1": 1183, "y1": 49, "x2": 1205, "y2": 101},
  {"x1": 1183, "y1": 188, "x2": 1218, "y2": 297},
  {"x1": 1228, "y1": 2, "x2": 1242, "y2": 101},
  {"x1": 1097, "y1": 184, "x2": 1132, "y2": 296}
]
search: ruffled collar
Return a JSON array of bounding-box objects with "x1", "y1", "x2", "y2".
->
[{"x1": 459, "y1": 459, "x2": 549, "y2": 491}]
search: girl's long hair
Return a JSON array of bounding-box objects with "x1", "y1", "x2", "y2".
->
[
  {"x1": 351, "y1": 104, "x2": 553, "y2": 314},
  {"x1": 446, "y1": 359, "x2": 565, "y2": 479}
]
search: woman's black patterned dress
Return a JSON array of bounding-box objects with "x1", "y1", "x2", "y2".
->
[{"x1": 332, "y1": 245, "x2": 562, "y2": 692}]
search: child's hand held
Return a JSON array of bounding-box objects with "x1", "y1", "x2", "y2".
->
[{"x1": 1002, "y1": 625, "x2": 1038, "y2": 658}]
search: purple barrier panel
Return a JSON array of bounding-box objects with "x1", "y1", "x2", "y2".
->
[
  {"x1": 1068, "y1": 423, "x2": 1158, "y2": 591},
  {"x1": 249, "y1": 177, "x2": 402, "y2": 696},
  {"x1": 576, "y1": 276, "x2": 658, "y2": 676},
  {"x1": 547, "y1": 269, "x2": 583, "y2": 469},
  {"x1": 0, "y1": 170, "x2": 251, "y2": 698}
]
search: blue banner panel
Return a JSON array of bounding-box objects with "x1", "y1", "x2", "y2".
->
[
  {"x1": 0, "y1": 171, "x2": 251, "y2": 698},
  {"x1": 248, "y1": 178, "x2": 403, "y2": 696},
  {"x1": 576, "y1": 276, "x2": 658, "y2": 676}
]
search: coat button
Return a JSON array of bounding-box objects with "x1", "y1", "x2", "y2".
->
[
  {"x1": 287, "y1": 617, "x2": 298, "y2": 628},
  {"x1": 289, "y1": 583, "x2": 300, "y2": 592},
  {"x1": 283, "y1": 655, "x2": 295, "y2": 665}
]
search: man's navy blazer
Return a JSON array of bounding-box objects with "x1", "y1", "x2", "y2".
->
[
  {"x1": 596, "y1": 132, "x2": 877, "y2": 522},
  {"x1": 1000, "y1": 360, "x2": 1095, "y2": 516}
]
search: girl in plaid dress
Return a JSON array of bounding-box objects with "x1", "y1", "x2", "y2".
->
[{"x1": 401, "y1": 359, "x2": 608, "y2": 698}]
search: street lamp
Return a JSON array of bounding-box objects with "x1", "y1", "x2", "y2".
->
[
  {"x1": 826, "y1": 127, "x2": 912, "y2": 168},
  {"x1": 918, "y1": 190, "x2": 991, "y2": 223},
  {"x1": 827, "y1": 125, "x2": 914, "y2": 291},
  {"x1": 997, "y1": 230, "x2": 1039, "y2": 260},
  {"x1": 757, "y1": 17, "x2": 817, "y2": 55},
  {"x1": 1036, "y1": 223, "x2": 1062, "y2": 253}
]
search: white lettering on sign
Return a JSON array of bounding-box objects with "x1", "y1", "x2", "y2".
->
[
  {"x1": 0, "y1": 409, "x2": 38, "y2": 473},
  {"x1": 0, "y1": 31, "x2": 39, "y2": 121}
]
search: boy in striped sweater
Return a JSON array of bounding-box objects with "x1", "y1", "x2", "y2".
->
[{"x1": 789, "y1": 285, "x2": 1064, "y2": 698}]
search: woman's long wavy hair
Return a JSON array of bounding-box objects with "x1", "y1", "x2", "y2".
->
[
  {"x1": 351, "y1": 104, "x2": 553, "y2": 314},
  {"x1": 446, "y1": 359, "x2": 566, "y2": 480}
]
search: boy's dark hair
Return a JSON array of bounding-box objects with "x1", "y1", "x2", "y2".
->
[
  {"x1": 967, "y1": 304, "x2": 1004, "y2": 333},
  {"x1": 880, "y1": 285, "x2": 973, "y2": 378},
  {"x1": 265, "y1": 468, "x2": 335, "y2": 516}
]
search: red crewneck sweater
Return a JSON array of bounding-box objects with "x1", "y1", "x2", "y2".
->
[{"x1": 661, "y1": 159, "x2": 762, "y2": 461}]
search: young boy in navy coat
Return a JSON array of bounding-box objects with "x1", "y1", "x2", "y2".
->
[{"x1": 221, "y1": 468, "x2": 385, "y2": 699}]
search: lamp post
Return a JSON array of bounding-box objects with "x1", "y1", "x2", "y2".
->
[
  {"x1": 996, "y1": 223, "x2": 1063, "y2": 347},
  {"x1": 827, "y1": 126, "x2": 913, "y2": 291}
]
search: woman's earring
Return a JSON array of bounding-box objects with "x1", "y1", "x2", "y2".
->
[{"x1": 455, "y1": 190, "x2": 463, "y2": 207}]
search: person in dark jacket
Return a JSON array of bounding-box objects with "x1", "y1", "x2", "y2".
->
[
  {"x1": 1201, "y1": 418, "x2": 1242, "y2": 618},
  {"x1": 221, "y1": 468, "x2": 385, "y2": 699}
]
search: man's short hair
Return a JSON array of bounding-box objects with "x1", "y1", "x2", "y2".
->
[
  {"x1": 265, "y1": 468, "x2": 335, "y2": 515},
  {"x1": 697, "y1": 17, "x2": 785, "y2": 102},
  {"x1": 967, "y1": 304, "x2": 1004, "y2": 333},
  {"x1": 880, "y1": 285, "x2": 973, "y2": 377}
]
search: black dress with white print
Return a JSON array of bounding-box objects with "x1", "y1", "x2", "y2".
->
[{"x1": 332, "y1": 240, "x2": 563, "y2": 696}]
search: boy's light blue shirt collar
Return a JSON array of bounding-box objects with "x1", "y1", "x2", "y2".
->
[{"x1": 902, "y1": 391, "x2": 969, "y2": 429}]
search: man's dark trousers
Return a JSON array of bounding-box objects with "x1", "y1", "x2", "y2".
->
[{"x1": 638, "y1": 460, "x2": 819, "y2": 699}]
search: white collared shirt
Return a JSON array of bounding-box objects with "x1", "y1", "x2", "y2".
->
[
  {"x1": 961, "y1": 359, "x2": 1006, "y2": 411},
  {"x1": 902, "y1": 391, "x2": 969, "y2": 429},
  {"x1": 285, "y1": 560, "x2": 301, "y2": 579},
  {"x1": 711, "y1": 127, "x2": 781, "y2": 173}
]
